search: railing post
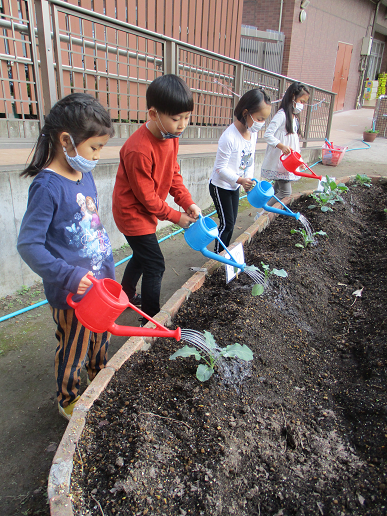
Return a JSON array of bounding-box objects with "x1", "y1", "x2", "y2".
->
[
  {"x1": 326, "y1": 93, "x2": 336, "y2": 141},
  {"x1": 34, "y1": 0, "x2": 58, "y2": 113},
  {"x1": 302, "y1": 87, "x2": 314, "y2": 148},
  {"x1": 164, "y1": 40, "x2": 177, "y2": 75},
  {"x1": 234, "y1": 62, "x2": 244, "y2": 110},
  {"x1": 26, "y1": 0, "x2": 45, "y2": 127}
]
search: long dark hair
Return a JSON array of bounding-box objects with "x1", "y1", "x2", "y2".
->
[
  {"x1": 279, "y1": 82, "x2": 310, "y2": 135},
  {"x1": 21, "y1": 93, "x2": 115, "y2": 177},
  {"x1": 234, "y1": 88, "x2": 271, "y2": 126}
]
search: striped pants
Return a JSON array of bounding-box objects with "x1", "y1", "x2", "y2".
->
[{"x1": 51, "y1": 307, "x2": 110, "y2": 408}]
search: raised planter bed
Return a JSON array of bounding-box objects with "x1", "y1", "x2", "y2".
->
[{"x1": 49, "y1": 177, "x2": 387, "y2": 516}]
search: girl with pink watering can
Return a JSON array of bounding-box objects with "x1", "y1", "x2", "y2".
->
[
  {"x1": 260, "y1": 82, "x2": 311, "y2": 216},
  {"x1": 17, "y1": 94, "x2": 116, "y2": 421}
]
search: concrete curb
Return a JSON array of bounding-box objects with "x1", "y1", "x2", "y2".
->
[{"x1": 48, "y1": 175, "x2": 384, "y2": 515}]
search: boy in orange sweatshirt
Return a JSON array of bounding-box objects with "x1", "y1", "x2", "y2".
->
[{"x1": 112, "y1": 74, "x2": 201, "y2": 324}]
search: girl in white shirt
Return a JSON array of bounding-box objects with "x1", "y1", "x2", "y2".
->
[
  {"x1": 261, "y1": 82, "x2": 310, "y2": 207},
  {"x1": 209, "y1": 88, "x2": 271, "y2": 252}
]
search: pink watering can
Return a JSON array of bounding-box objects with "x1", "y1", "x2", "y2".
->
[
  {"x1": 247, "y1": 179, "x2": 300, "y2": 220},
  {"x1": 280, "y1": 150, "x2": 322, "y2": 180},
  {"x1": 67, "y1": 275, "x2": 181, "y2": 340},
  {"x1": 184, "y1": 214, "x2": 246, "y2": 270}
]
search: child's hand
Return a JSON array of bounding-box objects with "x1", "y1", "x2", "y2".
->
[
  {"x1": 187, "y1": 204, "x2": 201, "y2": 219},
  {"x1": 178, "y1": 212, "x2": 197, "y2": 229},
  {"x1": 278, "y1": 144, "x2": 292, "y2": 155},
  {"x1": 77, "y1": 272, "x2": 94, "y2": 294},
  {"x1": 238, "y1": 178, "x2": 254, "y2": 192}
]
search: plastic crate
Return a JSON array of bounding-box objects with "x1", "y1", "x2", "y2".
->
[{"x1": 321, "y1": 143, "x2": 348, "y2": 166}]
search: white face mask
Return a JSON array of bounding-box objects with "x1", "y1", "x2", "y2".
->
[
  {"x1": 293, "y1": 102, "x2": 304, "y2": 115},
  {"x1": 248, "y1": 114, "x2": 265, "y2": 133},
  {"x1": 63, "y1": 135, "x2": 98, "y2": 174}
]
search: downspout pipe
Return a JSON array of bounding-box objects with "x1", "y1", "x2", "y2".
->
[{"x1": 357, "y1": 0, "x2": 381, "y2": 108}]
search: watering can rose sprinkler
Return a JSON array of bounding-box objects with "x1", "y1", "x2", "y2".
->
[
  {"x1": 280, "y1": 150, "x2": 322, "y2": 180},
  {"x1": 247, "y1": 179, "x2": 301, "y2": 220},
  {"x1": 66, "y1": 275, "x2": 181, "y2": 340},
  {"x1": 184, "y1": 214, "x2": 246, "y2": 271}
]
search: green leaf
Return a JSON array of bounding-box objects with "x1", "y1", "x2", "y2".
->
[
  {"x1": 196, "y1": 364, "x2": 214, "y2": 381},
  {"x1": 170, "y1": 346, "x2": 202, "y2": 361},
  {"x1": 290, "y1": 229, "x2": 298, "y2": 234},
  {"x1": 222, "y1": 343, "x2": 254, "y2": 361},
  {"x1": 321, "y1": 206, "x2": 332, "y2": 212},
  {"x1": 295, "y1": 243, "x2": 304, "y2": 248},
  {"x1": 252, "y1": 284, "x2": 265, "y2": 296},
  {"x1": 315, "y1": 230, "x2": 327, "y2": 236},
  {"x1": 244, "y1": 264, "x2": 259, "y2": 272},
  {"x1": 308, "y1": 204, "x2": 317, "y2": 209},
  {"x1": 272, "y1": 268, "x2": 288, "y2": 278},
  {"x1": 204, "y1": 330, "x2": 217, "y2": 350}
]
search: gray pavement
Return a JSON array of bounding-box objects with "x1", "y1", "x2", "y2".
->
[{"x1": 0, "y1": 108, "x2": 386, "y2": 516}]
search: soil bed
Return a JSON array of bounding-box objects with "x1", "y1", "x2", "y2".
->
[{"x1": 72, "y1": 181, "x2": 387, "y2": 516}]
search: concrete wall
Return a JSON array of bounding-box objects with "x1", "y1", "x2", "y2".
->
[
  {"x1": 1, "y1": 154, "x2": 217, "y2": 298},
  {"x1": 0, "y1": 148, "x2": 320, "y2": 298}
]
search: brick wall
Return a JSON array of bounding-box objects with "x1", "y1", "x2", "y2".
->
[{"x1": 242, "y1": 0, "x2": 386, "y2": 111}]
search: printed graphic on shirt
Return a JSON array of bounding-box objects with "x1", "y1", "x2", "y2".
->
[
  {"x1": 239, "y1": 148, "x2": 253, "y2": 173},
  {"x1": 66, "y1": 192, "x2": 112, "y2": 275}
]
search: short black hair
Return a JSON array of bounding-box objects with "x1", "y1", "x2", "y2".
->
[
  {"x1": 234, "y1": 88, "x2": 271, "y2": 124},
  {"x1": 146, "y1": 74, "x2": 194, "y2": 115}
]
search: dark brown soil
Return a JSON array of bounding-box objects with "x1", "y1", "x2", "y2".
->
[{"x1": 71, "y1": 180, "x2": 387, "y2": 516}]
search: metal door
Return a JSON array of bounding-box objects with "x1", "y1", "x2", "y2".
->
[{"x1": 332, "y1": 42, "x2": 353, "y2": 112}]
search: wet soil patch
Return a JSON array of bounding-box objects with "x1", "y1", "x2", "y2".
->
[{"x1": 72, "y1": 181, "x2": 387, "y2": 516}]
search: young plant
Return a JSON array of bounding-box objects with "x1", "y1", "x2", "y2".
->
[
  {"x1": 353, "y1": 174, "x2": 372, "y2": 188},
  {"x1": 251, "y1": 262, "x2": 287, "y2": 296},
  {"x1": 169, "y1": 330, "x2": 253, "y2": 382},
  {"x1": 308, "y1": 175, "x2": 348, "y2": 212},
  {"x1": 290, "y1": 228, "x2": 327, "y2": 248}
]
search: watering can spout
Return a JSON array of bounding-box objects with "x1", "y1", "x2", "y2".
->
[
  {"x1": 263, "y1": 203, "x2": 300, "y2": 220},
  {"x1": 201, "y1": 247, "x2": 245, "y2": 271},
  {"x1": 109, "y1": 322, "x2": 181, "y2": 341}
]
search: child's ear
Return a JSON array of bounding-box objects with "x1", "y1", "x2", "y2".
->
[
  {"x1": 148, "y1": 107, "x2": 158, "y2": 121},
  {"x1": 59, "y1": 132, "x2": 71, "y2": 148}
]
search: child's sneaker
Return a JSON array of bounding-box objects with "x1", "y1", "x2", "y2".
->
[
  {"x1": 129, "y1": 293, "x2": 142, "y2": 306},
  {"x1": 58, "y1": 395, "x2": 80, "y2": 421}
]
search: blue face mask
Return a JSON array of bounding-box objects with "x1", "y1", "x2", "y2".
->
[
  {"x1": 156, "y1": 112, "x2": 184, "y2": 139},
  {"x1": 63, "y1": 135, "x2": 98, "y2": 173}
]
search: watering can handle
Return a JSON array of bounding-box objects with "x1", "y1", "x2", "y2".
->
[{"x1": 66, "y1": 273, "x2": 97, "y2": 308}]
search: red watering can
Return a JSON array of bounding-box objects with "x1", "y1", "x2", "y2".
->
[
  {"x1": 67, "y1": 275, "x2": 181, "y2": 340},
  {"x1": 280, "y1": 150, "x2": 322, "y2": 180}
]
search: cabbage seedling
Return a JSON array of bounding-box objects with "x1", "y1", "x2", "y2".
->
[
  {"x1": 353, "y1": 174, "x2": 372, "y2": 188},
  {"x1": 170, "y1": 330, "x2": 253, "y2": 382},
  {"x1": 251, "y1": 262, "x2": 287, "y2": 296},
  {"x1": 308, "y1": 176, "x2": 348, "y2": 212},
  {"x1": 290, "y1": 228, "x2": 327, "y2": 248}
]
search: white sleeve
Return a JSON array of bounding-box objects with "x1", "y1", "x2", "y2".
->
[
  {"x1": 263, "y1": 111, "x2": 286, "y2": 148},
  {"x1": 213, "y1": 132, "x2": 239, "y2": 186}
]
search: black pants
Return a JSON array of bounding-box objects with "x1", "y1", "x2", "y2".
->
[
  {"x1": 121, "y1": 233, "x2": 165, "y2": 321},
  {"x1": 209, "y1": 182, "x2": 240, "y2": 253}
]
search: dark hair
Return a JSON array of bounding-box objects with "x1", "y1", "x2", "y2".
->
[
  {"x1": 21, "y1": 93, "x2": 115, "y2": 177},
  {"x1": 146, "y1": 74, "x2": 194, "y2": 115},
  {"x1": 279, "y1": 81, "x2": 310, "y2": 135},
  {"x1": 234, "y1": 88, "x2": 271, "y2": 126}
]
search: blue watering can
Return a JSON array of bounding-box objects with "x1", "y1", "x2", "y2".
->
[
  {"x1": 184, "y1": 214, "x2": 246, "y2": 271},
  {"x1": 247, "y1": 179, "x2": 300, "y2": 220}
]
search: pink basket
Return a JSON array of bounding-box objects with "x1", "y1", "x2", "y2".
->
[{"x1": 321, "y1": 143, "x2": 348, "y2": 166}]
